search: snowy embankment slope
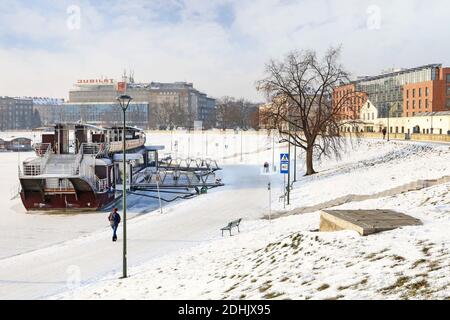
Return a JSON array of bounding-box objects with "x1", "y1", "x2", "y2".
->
[
  {"x1": 57, "y1": 183, "x2": 450, "y2": 300},
  {"x1": 275, "y1": 139, "x2": 450, "y2": 210},
  {"x1": 56, "y1": 139, "x2": 450, "y2": 300}
]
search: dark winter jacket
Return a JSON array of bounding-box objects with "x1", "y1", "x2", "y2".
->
[{"x1": 108, "y1": 212, "x2": 121, "y2": 226}]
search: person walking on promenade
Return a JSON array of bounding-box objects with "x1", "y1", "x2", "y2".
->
[{"x1": 108, "y1": 208, "x2": 121, "y2": 242}]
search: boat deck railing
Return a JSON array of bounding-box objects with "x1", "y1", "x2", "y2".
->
[
  {"x1": 96, "y1": 176, "x2": 109, "y2": 192},
  {"x1": 21, "y1": 144, "x2": 52, "y2": 177}
]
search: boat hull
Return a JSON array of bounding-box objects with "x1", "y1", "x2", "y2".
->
[{"x1": 20, "y1": 190, "x2": 116, "y2": 211}]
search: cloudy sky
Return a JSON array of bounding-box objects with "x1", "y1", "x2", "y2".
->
[{"x1": 0, "y1": 0, "x2": 449, "y2": 101}]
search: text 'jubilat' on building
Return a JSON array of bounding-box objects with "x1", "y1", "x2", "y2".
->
[{"x1": 67, "y1": 74, "x2": 216, "y2": 129}]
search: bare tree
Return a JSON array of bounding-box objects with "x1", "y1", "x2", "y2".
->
[
  {"x1": 257, "y1": 47, "x2": 363, "y2": 176},
  {"x1": 167, "y1": 102, "x2": 188, "y2": 129},
  {"x1": 216, "y1": 96, "x2": 234, "y2": 130},
  {"x1": 216, "y1": 96, "x2": 260, "y2": 130}
]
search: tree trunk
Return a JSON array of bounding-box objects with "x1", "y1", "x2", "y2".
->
[{"x1": 305, "y1": 147, "x2": 316, "y2": 176}]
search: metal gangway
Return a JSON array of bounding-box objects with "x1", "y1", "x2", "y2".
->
[
  {"x1": 130, "y1": 157, "x2": 223, "y2": 191},
  {"x1": 157, "y1": 157, "x2": 221, "y2": 173}
]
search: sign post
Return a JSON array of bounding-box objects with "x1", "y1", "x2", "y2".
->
[
  {"x1": 155, "y1": 174, "x2": 163, "y2": 214},
  {"x1": 280, "y1": 153, "x2": 289, "y2": 208},
  {"x1": 268, "y1": 182, "x2": 271, "y2": 222},
  {"x1": 261, "y1": 161, "x2": 276, "y2": 226}
]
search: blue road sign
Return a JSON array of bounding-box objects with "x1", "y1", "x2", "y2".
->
[{"x1": 280, "y1": 153, "x2": 289, "y2": 174}]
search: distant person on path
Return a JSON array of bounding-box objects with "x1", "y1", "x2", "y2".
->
[
  {"x1": 382, "y1": 128, "x2": 387, "y2": 140},
  {"x1": 108, "y1": 208, "x2": 121, "y2": 242},
  {"x1": 263, "y1": 161, "x2": 269, "y2": 173}
]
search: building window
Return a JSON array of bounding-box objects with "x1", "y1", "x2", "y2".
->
[
  {"x1": 419, "y1": 100, "x2": 422, "y2": 109},
  {"x1": 419, "y1": 88, "x2": 422, "y2": 97},
  {"x1": 447, "y1": 98, "x2": 450, "y2": 108},
  {"x1": 413, "y1": 100, "x2": 415, "y2": 109},
  {"x1": 426, "y1": 87, "x2": 429, "y2": 97},
  {"x1": 413, "y1": 89, "x2": 416, "y2": 97},
  {"x1": 425, "y1": 99, "x2": 429, "y2": 109},
  {"x1": 447, "y1": 74, "x2": 450, "y2": 83},
  {"x1": 447, "y1": 86, "x2": 450, "y2": 96}
]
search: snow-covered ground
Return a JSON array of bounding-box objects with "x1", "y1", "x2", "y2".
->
[
  {"x1": 1, "y1": 131, "x2": 449, "y2": 300},
  {"x1": 275, "y1": 139, "x2": 450, "y2": 210},
  {"x1": 0, "y1": 130, "x2": 285, "y2": 299},
  {"x1": 57, "y1": 182, "x2": 450, "y2": 300},
  {"x1": 55, "y1": 138, "x2": 450, "y2": 300},
  {"x1": 0, "y1": 130, "x2": 285, "y2": 259}
]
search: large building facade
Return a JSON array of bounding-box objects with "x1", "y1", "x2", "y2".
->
[
  {"x1": 0, "y1": 97, "x2": 34, "y2": 130},
  {"x1": 334, "y1": 64, "x2": 450, "y2": 120},
  {"x1": 68, "y1": 77, "x2": 216, "y2": 129},
  {"x1": 32, "y1": 97, "x2": 65, "y2": 126},
  {"x1": 62, "y1": 102, "x2": 149, "y2": 128}
]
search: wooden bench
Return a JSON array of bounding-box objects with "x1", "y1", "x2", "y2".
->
[{"x1": 221, "y1": 218, "x2": 242, "y2": 236}]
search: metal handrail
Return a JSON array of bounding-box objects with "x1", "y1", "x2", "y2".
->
[
  {"x1": 21, "y1": 144, "x2": 52, "y2": 177},
  {"x1": 40, "y1": 144, "x2": 52, "y2": 174},
  {"x1": 72, "y1": 143, "x2": 107, "y2": 175},
  {"x1": 73, "y1": 150, "x2": 84, "y2": 175},
  {"x1": 96, "y1": 176, "x2": 109, "y2": 192}
]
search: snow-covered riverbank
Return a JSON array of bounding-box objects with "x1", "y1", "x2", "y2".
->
[
  {"x1": 55, "y1": 138, "x2": 449, "y2": 300},
  {"x1": 1, "y1": 132, "x2": 448, "y2": 299}
]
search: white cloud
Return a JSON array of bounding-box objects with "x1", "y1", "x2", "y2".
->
[{"x1": 0, "y1": 0, "x2": 449, "y2": 101}]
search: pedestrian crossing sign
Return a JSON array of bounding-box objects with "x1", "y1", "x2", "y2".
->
[{"x1": 280, "y1": 153, "x2": 289, "y2": 174}]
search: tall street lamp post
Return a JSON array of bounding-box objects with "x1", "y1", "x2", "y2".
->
[
  {"x1": 293, "y1": 142, "x2": 297, "y2": 182},
  {"x1": 117, "y1": 94, "x2": 133, "y2": 279},
  {"x1": 287, "y1": 107, "x2": 292, "y2": 204},
  {"x1": 385, "y1": 103, "x2": 391, "y2": 142}
]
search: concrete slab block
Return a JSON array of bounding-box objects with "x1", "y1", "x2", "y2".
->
[{"x1": 319, "y1": 209, "x2": 422, "y2": 236}]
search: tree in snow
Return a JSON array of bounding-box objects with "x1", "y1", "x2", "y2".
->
[
  {"x1": 257, "y1": 47, "x2": 363, "y2": 175},
  {"x1": 216, "y1": 96, "x2": 260, "y2": 130}
]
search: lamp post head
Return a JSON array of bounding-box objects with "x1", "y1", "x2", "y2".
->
[{"x1": 116, "y1": 94, "x2": 133, "y2": 111}]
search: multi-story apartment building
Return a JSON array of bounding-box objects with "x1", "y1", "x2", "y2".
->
[
  {"x1": 334, "y1": 64, "x2": 450, "y2": 119},
  {"x1": 0, "y1": 97, "x2": 34, "y2": 130}
]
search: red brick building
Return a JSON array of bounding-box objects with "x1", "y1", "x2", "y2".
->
[
  {"x1": 403, "y1": 67, "x2": 450, "y2": 117},
  {"x1": 332, "y1": 83, "x2": 368, "y2": 120}
]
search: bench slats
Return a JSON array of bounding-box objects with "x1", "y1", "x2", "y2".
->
[{"x1": 221, "y1": 218, "x2": 242, "y2": 236}]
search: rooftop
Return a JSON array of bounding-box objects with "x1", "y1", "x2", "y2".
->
[
  {"x1": 31, "y1": 97, "x2": 65, "y2": 105},
  {"x1": 353, "y1": 64, "x2": 442, "y2": 84},
  {"x1": 413, "y1": 111, "x2": 450, "y2": 117}
]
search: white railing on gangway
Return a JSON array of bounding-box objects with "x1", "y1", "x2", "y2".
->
[{"x1": 21, "y1": 144, "x2": 52, "y2": 177}]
